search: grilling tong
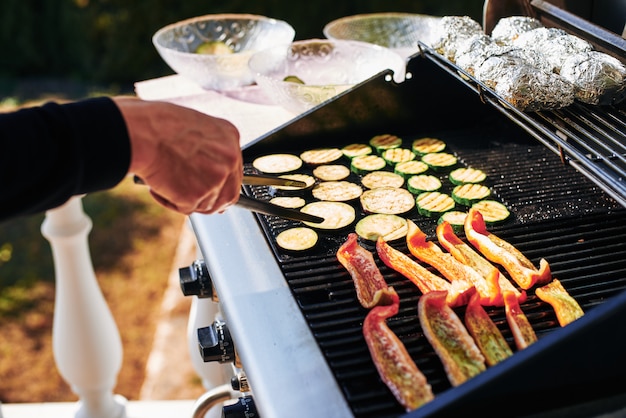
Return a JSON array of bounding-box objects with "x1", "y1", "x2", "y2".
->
[{"x1": 133, "y1": 174, "x2": 324, "y2": 223}]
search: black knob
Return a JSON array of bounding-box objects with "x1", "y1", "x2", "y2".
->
[
  {"x1": 197, "y1": 321, "x2": 235, "y2": 363},
  {"x1": 222, "y1": 396, "x2": 259, "y2": 418},
  {"x1": 179, "y1": 259, "x2": 213, "y2": 298}
]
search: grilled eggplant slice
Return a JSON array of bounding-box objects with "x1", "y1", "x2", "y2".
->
[
  {"x1": 269, "y1": 196, "x2": 306, "y2": 209},
  {"x1": 252, "y1": 154, "x2": 303, "y2": 174},
  {"x1": 355, "y1": 214, "x2": 408, "y2": 242},
  {"x1": 361, "y1": 171, "x2": 405, "y2": 189},
  {"x1": 300, "y1": 148, "x2": 343, "y2": 165},
  {"x1": 313, "y1": 164, "x2": 351, "y2": 181},
  {"x1": 301, "y1": 201, "x2": 355, "y2": 230},
  {"x1": 361, "y1": 187, "x2": 415, "y2": 215},
  {"x1": 312, "y1": 181, "x2": 363, "y2": 202},
  {"x1": 272, "y1": 174, "x2": 316, "y2": 193},
  {"x1": 276, "y1": 227, "x2": 319, "y2": 251}
]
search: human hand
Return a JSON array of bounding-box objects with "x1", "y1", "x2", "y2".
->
[{"x1": 113, "y1": 97, "x2": 243, "y2": 215}]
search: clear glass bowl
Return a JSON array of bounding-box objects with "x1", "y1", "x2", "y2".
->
[
  {"x1": 248, "y1": 39, "x2": 406, "y2": 114},
  {"x1": 323, "y1": 12, "x2": 442, "y2": 60},
  {"x1": 153, "y1": 14, "x2": 295, "y2": 91}
]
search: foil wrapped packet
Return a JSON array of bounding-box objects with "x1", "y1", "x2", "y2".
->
[
  {"x1": 560, "y1": 51, "x2": 626, "y2": 105},
  {"x1": 490, "y1": 16, "x2": 544, "y2": 44},
  {"x1": 431, "y1": 16, "x2": 483, "y2": 62}
]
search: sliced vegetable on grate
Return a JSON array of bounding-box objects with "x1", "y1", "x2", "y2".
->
[
  {"x1": 503, "y1": 290, "x2": 538, "y2": 350},
  {"x1": 535, "y1": 279, "x2": 584, "y2": 326},
  {"x1": 465, "y1": 292, "x2": 513, "y2": 367}
]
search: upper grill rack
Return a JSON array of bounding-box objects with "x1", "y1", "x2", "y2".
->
[{"x1": 417, "y1": 42, "x2": 626, "y2": 208}]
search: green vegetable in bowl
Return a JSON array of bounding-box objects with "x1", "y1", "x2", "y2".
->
[
  {"x1": 195, "y1": 41, "x2": 233, "y2": 55},
  {"x1": 283, "y1": 75, "x2": 305, "y2": 84}
]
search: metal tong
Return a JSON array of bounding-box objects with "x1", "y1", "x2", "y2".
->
[{"x1": 133, "y1": 174, "x2": 324, "y2": 223}]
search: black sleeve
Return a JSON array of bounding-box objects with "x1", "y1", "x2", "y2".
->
[{"x1": 0, "y1": 96, "x2": 131, "y2": 223}]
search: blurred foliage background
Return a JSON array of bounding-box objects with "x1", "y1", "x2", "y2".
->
[{"x1": 0, "y1": 0, "x2": 483, "y2": 99}]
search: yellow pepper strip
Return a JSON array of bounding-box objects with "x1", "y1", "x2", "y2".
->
[
  {"x1": 465, "y1": 209, "x2": 552, "y2": 290},
  {"x1": 363, "y1": 288, "x2": 435, "y2": 411},
  {"x1": 436, "y1": 220, "x2": 527, "y2": 306},
  {"x1": 418, "y1": 290, "x2": 486, "y2": 386},
  {"x1": 337, "y1": 233, "x2": 395, "y2": 308},
  {"x1": 407, "y1": 220, "x2": 497, "y2": 306},
  {"x1": 376, "y1": 236, "x2": 475, "y2": 307},
  {"x1": 503, "y1": 290, "x2": 537, "y2": 350},
  {"x1": 535, "y1": 279, "x2": 584, "y2": 326},
  {"x1": 465, "y1": 292, "x2": 513, "y2": 367}
]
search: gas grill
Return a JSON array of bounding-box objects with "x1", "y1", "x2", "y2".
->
[{"x1": 187, "y1": 2, "x2": 626, "y2": 417}]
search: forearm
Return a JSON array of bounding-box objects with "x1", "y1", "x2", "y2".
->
[{"x1": 0, "y1": 97, "x2": 130, "y2": 222}]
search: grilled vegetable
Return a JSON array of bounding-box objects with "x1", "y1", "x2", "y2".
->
[
  {"x1": 437, "y1": 221, "x2": 526, "y2": 306},
  {"x1": 269, "y1": 196, "x2": 306, "y2": 209},
  {"x1": 452, "y1": 183, "x2": 491, "y2": 206},
  {"x1": 312, "y1": 181, "x2": 362, "y2": 202},
  {"x1": 376, "y1": 237, "x2": 475, "y2": 307},
  {"x1": 370, "y1": 134, "x2": 402, "y2": 155},
  {"x1": 276, "y1": 227, "x2": 319, "y2": 251},
  {"x1": 503, "y1": 290, "x2": 537, "y2": 350},
  {"x1": 361, "y1": 171, "x2": 405, "y2": 189},
  {"x1": 449, "y1": 167, "x2": 487, "y2": 185},
  {"x1": 471, "y1": 200, "x2": 510, "y2": 224},
  {"x1": 337, "y1": 233, "x2": 395, "y2": 308},
  {"x1": 465, "y1": 208, "x2": 551, "y2": 290},
  {"x1": 301, "y1": 201, "x2": 355, "y2": 230},
  {"x1": 300, "y1": 148, "x2": 343, "y2": 165},
  {"x1": 407, "y1": 220, "x2": 502, "y2": 306},
  {"x1": 313, "y1": 164, "x2": 351, "y2": 181},
  {"x1": 342, "y1": 143, "x2": 372, "y2": 159},
  {"x1": 437, "y1": 211, "x2": 468, "y2": 234},
  {"x1": 252, "y1": 154, "x2": 303, "y2": 174},
  {"x1": 535, "y1": 279, "x2": 584, "y2": 326},
  {"x1": 350, "y1": 155, "x2": 387, "y2": 174},
  {"x1": 421, "y1": 152, "x2": 458, "y2": 172},
  {"x1": 361, "y1": 187, "x2": 415, "y2": 215},
  {"x1": 416, "y1": 191, "x2": 455, "y2": 217},
  {"x1": 356, "y1": 214, "x2": 408, "y2": 242},
  {"x1": 411, "y1": 137, "x2": 446, "y2": 155},
  {"x1": 381, "y1": 148, "x2": 416, "y2": 166},
  {"x1": 464, "y1": 292, "x2": 513, "y2": 367},
  {"x1": 364, "y1": 289, "x2": 434, "y2": 411},
  {"x1": 394, "y1": 160, "x2": 429, "y2": 179},
  {"x1": 195, "y1": 41, "x2": 233, "y2": 54},
  {"x1": 272, "y1": 174, "x2": 316, "y2": 193},
  {"x1": 407, "y1": 175, "x2": 442, "y2": 194},
  {"x1": 418, "y1": 290, "x2": 486, "y2": 386}
]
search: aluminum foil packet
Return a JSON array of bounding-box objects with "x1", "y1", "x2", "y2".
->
[
  {"x1": 431, "y1": 16, "x2": 483, "y2": 62},
  {"x1": 491, "y1": 16, "x2": 544, "y2": 44},
  {"x1": 454, "y1": 34, "x2": 503, "y2": 76},
  {"x1": 560, "y1": 51, "x2": 626, "y2": 105}
]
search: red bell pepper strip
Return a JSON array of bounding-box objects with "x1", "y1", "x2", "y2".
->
[
  {"x1": 464, "y1": 209, "x2": 552, "y2": 290},
  {"x1": 465, "y1": 292, "x2": 513, "y2": 367},
  {"x1": 406, "y1": 220, "x2": 495, "y2": 306},
  {"x1": 503, "y1": 290, "x2": 537, "y2": 350},
  {"x1": 535, "y1": 279, "x2": 584, "y2": 327},
  {"x1": 337, "y1": 233, "x2": 395, "y2": 308},
  {"x1": 364, "y1": 289, "x2": 435, "y2": 411},
  {"x1": 418, "y1": 290, "x2": 486, "y2": 387},
  {"x1": 376, "y1": 236, "x2": 475, "y2": 307},
  {"x1": 436, "y1": 221, "x2": 527, "y2": 306}
]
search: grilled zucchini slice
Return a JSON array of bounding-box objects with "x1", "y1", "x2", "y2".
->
[
  {"x1": 313, "y1": 164, "x2": 351, "y2": 181},
  {"x1": 252, "y1": 154, "x2": 303, "y2": 174},
  {"x1": 342, "y1": 143, "x2": 372, "y2": 159},
  {"x1": 471, "y1": 200, "x2": 510, "y2": 224},
  {"x1": 394, "y1": 160, "x2": 429, "y2": 179},
  {"x1": 452, "y1": 183, "x2": 491, "y2": 206},
  {"x1": 421, "y1": 152, "x2": 458, "y2": 172},
  {"x1": 350, "y1": 155, "x2": 387, "y2": 174},
  {"x1": 381, "y1": 148, "x2": 416, "y2": 166},
  {"x1": 449, "y1": 167, "x2": 487, "y2": 185},
  {"x1": 416, "y1": 191, "x2": 455, "y2": 217},
  {"x1": 312, "y1": 181, "x2": 363, "y2": 202},
  {"x1": 412, "y1": 137, "x2": 446, "y2": 155},
  {"x1": 369, "y1": 134, "x2": 402, "y2": 155},
  {"x1": 301, "y1": 201, "x2": 356, "y2": 230},
  {"x1": 360, "y1": 186, "x2": 415, "y2": 215},
  {"x1": 407, "y1": 174, "x2": 442, "y2": 194},
  {"x1": 355, "y1": 214, "x2": 408, "y2": 242},
  {"x1": 300, "y1": 148, "x2": 343, "y2": 165},
  {"x1": 276, "y1": 227, "x2": 318, "y2": 251},
  {"x1": 361, "y1": 171, "x2": 405, "y2": 189},
  {"x1": 269, "y1": 196, "x2": 307, "y2": 209},
  {"x1": 438, "y1": 210, "x2": 468, "y2": 233}
]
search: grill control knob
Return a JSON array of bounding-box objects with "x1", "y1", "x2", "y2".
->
[
  {"x1": 197, "y1": 320, "x2": 235, "y2": 363},
  {"x1": 222, "y1": 396, "x2": 259, "y2": 418},
  {"x1": 179, "y1": 259, "x2": 214, "y2": 299}
]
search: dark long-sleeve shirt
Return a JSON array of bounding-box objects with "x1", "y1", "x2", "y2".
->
[{"x1": 0, "y1": 97, "x2": 131, "y2": 223}]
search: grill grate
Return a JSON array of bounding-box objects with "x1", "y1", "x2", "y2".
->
[{"x1": 243, "y1": 125, "x2": 626, "y2": 417}]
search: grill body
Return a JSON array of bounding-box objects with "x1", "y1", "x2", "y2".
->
[{"x1": 190, "y1": 4, "x2": 626, "y2": 417}]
